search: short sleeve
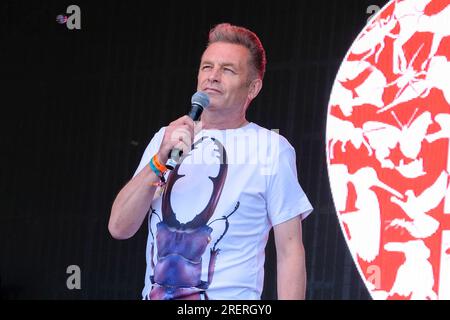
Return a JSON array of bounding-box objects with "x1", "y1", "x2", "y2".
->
[
  {"x1": 266, "y1": 143, "x2": 313, "y2": 226},
  {"x1": 133, "y1": 127, "x2": 166, "y2": 178}
]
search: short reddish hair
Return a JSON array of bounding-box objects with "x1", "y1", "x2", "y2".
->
[{"x1": 207, "y1": 23, "x2": 267, "y2": 80}]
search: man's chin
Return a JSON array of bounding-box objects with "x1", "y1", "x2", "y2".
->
[
  {"x1": 205, "y1": 96, "x2": 221, "y2": 109},
  {"x1": 205, "y1": 104, "x2": 219, "y2": 111}
]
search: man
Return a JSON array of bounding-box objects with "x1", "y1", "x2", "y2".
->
[{"x1": 109, "y1": 23, "x2": 313, "y2": 300}]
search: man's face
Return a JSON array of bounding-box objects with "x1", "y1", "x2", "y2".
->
[{"x1": 197, "y1": 42, "x2": 254, "y2": 113}]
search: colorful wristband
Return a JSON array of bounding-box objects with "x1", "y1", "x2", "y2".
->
[
  {"x1": 152, "y1": 154, "x2": 168, "y2": 173},
  {"x1": 149, "y1": 154, "x2": 168, "y2": 186},
  {"x1": 149, "y1": 158, "x2": 161, "y2": 176}
]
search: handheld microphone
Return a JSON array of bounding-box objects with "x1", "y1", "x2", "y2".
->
[{"x1": 165, "y1": 91, "x2": 210, "y2": 170}]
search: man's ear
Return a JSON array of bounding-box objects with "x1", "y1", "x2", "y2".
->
[{"x1": 248, "y1": 78, "x2": 263, "y2": 100}]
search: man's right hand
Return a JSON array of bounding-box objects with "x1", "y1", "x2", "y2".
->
[{"x1": 157, "y1": 115, "x2": 196, "y2": 165}]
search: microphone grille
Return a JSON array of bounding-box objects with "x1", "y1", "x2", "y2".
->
[{"x1": 191, "y1": 91, "x2": 210, "y2": 109}]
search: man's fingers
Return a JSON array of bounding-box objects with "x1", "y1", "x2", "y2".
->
[
  {"x1": 160, "y1": 116, "x2": 196, "y2": 162},
  {"x1": 170, "y1": 127, "x2": 192, "y2": 153},
  {"x1": 171, "y1": 115, "x2": 195, "y2": 131},
  {"x1": 174, "y1": 140, "x2": 190, "y2": 156},
  {"x1": 170, "y1": 127, "x2": 192, "y2": 143}
]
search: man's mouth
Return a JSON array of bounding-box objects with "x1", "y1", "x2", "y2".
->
[{"x1": 203, "y1": 87, "x2": 222, "y2": 94}]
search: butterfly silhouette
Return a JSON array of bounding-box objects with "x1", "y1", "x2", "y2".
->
[{"x1": 362, "y1": 109, "x2": 432, "y2": 168}]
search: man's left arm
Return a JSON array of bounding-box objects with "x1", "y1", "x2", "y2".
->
[{"x1": 273, "y1": 215, "x2": 306, "y2": 300}]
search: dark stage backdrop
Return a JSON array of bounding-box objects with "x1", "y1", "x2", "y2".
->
[{"x1": 1, "y1": 0, "x2": 388, "y2": 299}]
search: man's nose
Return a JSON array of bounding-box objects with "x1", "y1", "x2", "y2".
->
[{"x1": 208, "y1": 67, "x2": 221, "y2": 82}]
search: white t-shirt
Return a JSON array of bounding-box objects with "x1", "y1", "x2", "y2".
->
[{"x1": 134, "y1": 122, "x2": 313, "y2": 300}]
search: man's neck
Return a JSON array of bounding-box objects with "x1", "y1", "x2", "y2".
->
[{"x1": 200, "y1": 111, "x2": 249, "y2": 130}]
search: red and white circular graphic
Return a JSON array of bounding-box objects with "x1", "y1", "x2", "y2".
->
[{"x1": 326, "y1": 0, "x2": 450, "y2": 299}]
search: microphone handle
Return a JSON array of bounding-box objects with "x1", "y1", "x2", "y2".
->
[
  {"x1": 187, "y1": 104, "x2": 204, "y2": 121},
  {"x1": 165, "y1": 104, "x2": 204, "y2": 170},
  {"x1": 166, "y1": 148, "x2": 182, "y2": 170}
]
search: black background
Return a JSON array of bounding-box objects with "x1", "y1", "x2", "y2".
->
[{"x1": 1, "y1": 0, "x2": 388, "y2": 299}]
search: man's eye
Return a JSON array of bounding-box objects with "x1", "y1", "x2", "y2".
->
[
  {"x1": 202, "y1": 65, "x2": 212, "y2": 70},
  {"x1": 224, "y1": 68, "x2": 235, "y2": 74}
]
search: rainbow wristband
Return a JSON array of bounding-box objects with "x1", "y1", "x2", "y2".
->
[
  {"x1": 149, "y1": 158, "x2": 162, "y2": 177},
  {"x1": 149, "y1": 154, "x2": 168, "y2": 183},
  {"x1": 152, "y1": 154, "x2": 168, "y2": 173}
]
